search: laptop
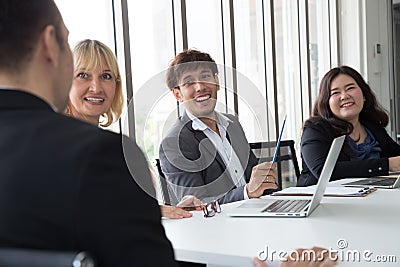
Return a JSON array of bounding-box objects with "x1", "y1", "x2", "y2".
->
[
  {"x1": 227, "y1": 135, "x2": 345, "y2": 217},
  {"x1": 342, "y1": 173, "x2": 400, "y2": 189}
]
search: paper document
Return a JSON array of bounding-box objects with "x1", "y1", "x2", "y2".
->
[{"x1": 272, "y1": 186, "x2": 376, "y2": 197}]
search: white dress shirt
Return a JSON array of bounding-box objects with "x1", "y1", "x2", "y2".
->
[{"x1": 186, "y1": 110, "x2": 249, "y2": 199}]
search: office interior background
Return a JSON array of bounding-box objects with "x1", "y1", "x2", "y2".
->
[{"x1": 55, "y1": 0, "x2": 400, "y2": 187}]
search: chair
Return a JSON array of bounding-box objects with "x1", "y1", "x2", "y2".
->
[
  {"x1": 0, "y1": 248, "x2": 94, "y2": 267},
  {"x1": 249, "y1": 140, "x2": 300, "y2": 189},
  {"x1": 154, "y1": 158, "x2": 172, "y2": 205}
]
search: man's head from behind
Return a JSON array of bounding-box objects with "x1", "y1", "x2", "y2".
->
[
  {"x1": 166, "y1": 49, "x2": 220, "y2": 118},
  {"x1": 0, "y1": 0, "x2": 73, "y2": 111}
]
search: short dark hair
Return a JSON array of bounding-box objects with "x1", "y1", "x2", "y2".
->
[
  {"x1": 311, "y1": 65, "x2": 389, "y2": 135},
  {"x1": 165, "y1": 49, "x2": 218, "y2": 89},
  {"x1": 0, "y1": 0, "x2": 63, "y2": 73}
]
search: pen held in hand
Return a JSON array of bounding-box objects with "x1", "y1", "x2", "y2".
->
[
  {"x1": 272, "y1": 115, "x2": 287, "y2": 163},
  {"x1": 263, "y1": 115, "x2": 286, "y2": 184}
]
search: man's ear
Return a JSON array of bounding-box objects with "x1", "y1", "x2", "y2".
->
[
  {"x1": 172, "y1": 88, "x2": 183, "y2": 102},
  {"x1": 214, "y1": 74, "x2": 220, "y2": 91},
  {"x1": 41, "y1": 25, "x2": 59, "y2": 67}
]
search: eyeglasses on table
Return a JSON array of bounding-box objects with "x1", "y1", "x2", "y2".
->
[{"x1": 202, "y1": 200, "x2": 221, "y2": 218}]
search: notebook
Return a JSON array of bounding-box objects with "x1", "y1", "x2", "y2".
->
[
  {"x1": 342, "y1": 173, "x2": 400, "y2": 189},
  {"x1": 227, "y1": 135, "x2": 345, "y2": 217}
]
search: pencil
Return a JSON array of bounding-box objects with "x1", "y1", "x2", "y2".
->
[{"x1": 272, "y1": 114, "x2": 287, "y2": 163}]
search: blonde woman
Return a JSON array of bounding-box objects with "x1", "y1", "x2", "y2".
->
[
  {"x1": 67, "y1": 39, "x2": 201, "y2": 218},
  {"x1": 66, "y1": 39, "x2": 123, "y2": 127}
]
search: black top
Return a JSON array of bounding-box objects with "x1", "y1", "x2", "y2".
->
[
  {"x1": 346, "y1": 128, "x2": 382, "y2": 161},
  {"x1": 0, "y1": 89, "x2": 177, "y2": 267},
  {"x1": 298, "y1": 118, "x2": 400, "y2": 186}
]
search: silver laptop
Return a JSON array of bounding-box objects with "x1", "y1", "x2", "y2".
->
[
  {"x1": 342, "y1": 173, "x2": 400, "y2": 189},
  {"x1": 227, "y1": 135, "x2": 345, "y2": 217}
]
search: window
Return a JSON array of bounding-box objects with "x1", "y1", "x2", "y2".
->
[
  {"x1": 308, "y1": 0, "x2": 336, "y2": 106},
  {"x1": 55, "y1": 0, "x2": 115, "y2": 49},
  {"x1": 56, "y1": 0, "x2": 338, "y2": 169},
  {"x1": 234, "y1": 0, "x2": 274, "y2": 143},
  {"x1": 127, "y1": 0, "x2": 176, "y2": 163},
  {"x1": 273, "y1": 0, "x2": 302, "y2": 142},
  {"x1": 185, "y1": 0, "x2": 228, "y2": 119}
]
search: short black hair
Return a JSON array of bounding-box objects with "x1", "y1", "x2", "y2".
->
[
  {"x1": 0, "y1": 0, "x2": 63, "y2": 72},
  {"x1": 166, "y1": 49, "x2": 218, "y2": 89}
]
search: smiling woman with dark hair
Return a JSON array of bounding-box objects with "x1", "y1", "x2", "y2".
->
[{"x1": 298, "y1": 65, "x2": 400, "y2": 187}]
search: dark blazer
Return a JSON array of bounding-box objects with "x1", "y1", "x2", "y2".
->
[
  {"x1": 159, "y1": 112, "x2": 262, "y2": 204},
  {"x1": 298, "y1": 118, "x2": 400, "y2": 186},
  {"x1": 0, "y1": 90, "x2": 177, "y2": 267}
]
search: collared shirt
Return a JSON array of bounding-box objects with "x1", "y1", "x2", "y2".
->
[{"x1": 186, "y1": 110, "x2": 249, "y2": 199}]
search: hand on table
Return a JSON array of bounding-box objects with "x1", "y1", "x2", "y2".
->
[
  {"x1": 160, "y1": 205, "x2": 192, "y2": 219},
  {"x1": 160, "y1": 195, "x2": 203, "y2": 219}
]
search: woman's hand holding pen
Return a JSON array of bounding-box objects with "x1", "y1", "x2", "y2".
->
[{"x1": 246, "y1": 162, "x2": 278, "y2": 198}]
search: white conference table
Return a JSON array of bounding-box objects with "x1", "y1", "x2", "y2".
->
[{"x1": 162, "y1": 179, "x2": 400, "y2": 267}]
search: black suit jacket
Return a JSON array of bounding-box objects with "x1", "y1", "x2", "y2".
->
[
  {"x1": 0, "y1": 89, "x2": 177, "y2": 267},
  {"x1": 159, "y1": 112, "x2": 262, "y2": 204},
  {"x1": 298, "y1": 118, "x2": 400, "y2": 186}
]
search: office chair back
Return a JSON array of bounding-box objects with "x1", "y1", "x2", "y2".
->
[
  {"x1": 154, "y1": 158, "x2": 172, "y2": 205},
  {"x1": 0, "y1": 248, "x2": 94, "y2": 267},
  {"x1": 250, "y1": 140, "x2": 300, "y2": 189}
]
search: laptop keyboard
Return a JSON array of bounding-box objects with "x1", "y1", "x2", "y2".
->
[
  {"x1": 264, "y1": 199, "x2": 311, "y2": 213},
  {"x1": 371, "y1": 178, "x2": 393, "y2": 186}
]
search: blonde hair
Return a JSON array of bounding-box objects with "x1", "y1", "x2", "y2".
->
[{"x1": 66, "y1": 39, "x2": 124, "y2": 127}]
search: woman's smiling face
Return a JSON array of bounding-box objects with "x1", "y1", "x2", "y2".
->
[
  {"x1": 69, "y1": 60, "x2": 116, "y2": 125},
  {"x1": 328, "y1": 73, "x2": 365, "y2": 123}
]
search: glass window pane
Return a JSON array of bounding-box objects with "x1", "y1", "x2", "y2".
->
[
  {"x1": 185, "y1": 0, "x2": 228, "y2": 115},
  {"x1": 273, "y1": 0, "x2": 302, "y2": 141},
  {"x1": 128, "y1": 0, "x2": 176, "y2": 163},
  {"x1": 234, "y1": 0, "x2": 274, "y2": 143},
  {"x1": 308, "y1": 0, "x2": 332, "y2": 106},
  {"x1": 308, "y1": 0, "x2": 320, "y2": 105},
  {"x1": 186, "y1": 0, "x2": 223, "y2": 61},
  {"x1": 55, "y1": 0, "x2": 115, "y2": 50}
]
